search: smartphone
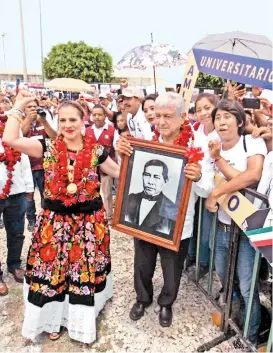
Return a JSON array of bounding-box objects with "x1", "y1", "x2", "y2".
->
[
  {"x1": 236, "y1": 82, "x2": 245, "y2": 90},
  {"x1": 242, "y1": 98, "x2": 260, "y2": 110}
]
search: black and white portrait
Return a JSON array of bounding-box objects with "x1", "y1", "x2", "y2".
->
[{"x1": 120, "y1": 148, "x2": 186, "y2": 240}]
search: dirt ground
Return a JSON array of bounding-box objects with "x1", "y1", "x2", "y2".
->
[{"x1": 0, "y1": 200, "x2": 249, "y2": 353}]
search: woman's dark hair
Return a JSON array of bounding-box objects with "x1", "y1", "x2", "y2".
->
[
  {"x1": 92, "y1": 104, "x2": 107, "y2": 115},
  {"x1": 142, "y1": 94, "x2": 158, "y2": 111},
  {"x1": 195, "y1": 93, "x2": 220, "y2": 109},
  {"x1": 211, "y1": 99, "x2": 246, "y2": 135},
  {"x1": 58, "y1": 100, "x2": 85, "y2": 119}
]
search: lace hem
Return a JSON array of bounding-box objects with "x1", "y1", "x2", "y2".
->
[{"x1": 22, "y1": 273, "x2": 113, "y2": 344}]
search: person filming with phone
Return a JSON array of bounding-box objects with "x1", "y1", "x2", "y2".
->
[{"x1": 21, "y1": 99, "x2": 57, "y2": 232}]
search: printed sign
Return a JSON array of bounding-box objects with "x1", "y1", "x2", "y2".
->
[
  {"x1": 179, "y1": 50, "x2": 199, "y2": 112},
  {"x1": 214, "y1": 173, "x2": 258, "y2": 229},
  {"x1": 193, "y1": 48, "x2": 273, "y2": 90}
]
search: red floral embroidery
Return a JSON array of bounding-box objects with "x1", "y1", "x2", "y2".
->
[
  {"x1": 40, "y1": 244, "x2": 58, "y2": 262},
  {"x1": 0, "y1": 111, "x2": 21, "y2": 199},
  {"x1": 69, "y1": 244, "x2": 83, "y2": 263}
]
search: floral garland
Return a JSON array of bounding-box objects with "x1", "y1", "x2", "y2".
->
[
  {"x1": 0, "y1": 111, "x2": 21, "y2": 199},
  {"x1": 152, "y1": 119, "x2": 204, "y2": 163},
  {"x1": 43, "y1": 134, "x2": 103, "y2": 207}
]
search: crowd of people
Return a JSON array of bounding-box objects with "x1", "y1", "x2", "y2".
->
[{"x1": 0, "y1": 79, "x2": 272, "y2": 346}]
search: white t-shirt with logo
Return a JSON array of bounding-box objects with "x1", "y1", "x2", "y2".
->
[
  {"x1": 127, "y1": 106, "x2": 154, "y2": 140},
  {"x1": 216, "y1": 135, "x2": 267, "y2": 225}
]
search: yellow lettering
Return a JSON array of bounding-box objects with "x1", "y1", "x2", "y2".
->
[
  {"x1": 234, "y1": 63, "x2": 240, "y2": 74},
  {"x1": 249, "y1": 66, "x2": 257, "y2": 79},
  {"x1": 216, "y1": 59, "x2": 223, "y2": 70},
  {"x1": 227, "y1": 61, "x2": 234, "y2": 73},
  {"x1": 256, "y1": 67, "x2": 265, "y2": 80},
  {"x1": 206, "y1": 57, "x2": 213, "y2": 68},
  {"x1": 221, "y1": 60, "x2": 228, "y2": 72},
  {"x1": 239, "y1": 64, "x2": 245, "y2": 75},
  {"x1": 200, "y1": 56, "x2": 206, "y2": 66},
  {"x1": 264, "y1": 69, "x2": 270, "y2": 81},
  {"x1": 212, "y1": 58, "x2": 217, "y2": 69},
  {"x1": 244, "y1": 64, "x2": 252, "y2": 76}
]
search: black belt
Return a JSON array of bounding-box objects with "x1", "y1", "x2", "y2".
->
[
  {"x1": 42, "y1": 198, "x2": 103, "y2": 214},
  {"x1": 218, "y1": 220, "x2": 231, "y2": 232}
]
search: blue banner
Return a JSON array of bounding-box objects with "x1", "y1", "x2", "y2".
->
[{"x1": 192, "y1": 48, "x2": 272, "y2": 90}]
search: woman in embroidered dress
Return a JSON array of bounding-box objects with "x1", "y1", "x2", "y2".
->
[{"x1": 3, "y1": 93, "x2": 120, "y2": 343}]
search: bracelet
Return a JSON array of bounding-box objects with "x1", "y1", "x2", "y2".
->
[
  {"x1": 11, "y1": 108, "x2": 24, "y2": 116},
  {"x1": 214, "y1": 156, "x2": 222, "y2": 163},
  {"x1": 194, "y1": 172, "x2": 202, "y2": 183}
]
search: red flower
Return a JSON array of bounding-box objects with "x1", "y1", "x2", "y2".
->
[
  {"x1": 39, "y1": 244, "x2": 58, "y2": 262},
  {"x1": 86, "y1": 181, "x2": 98, "y2": 195},
  {"x1": 185, "y1": 146, "x2": 204, "y2": 163},
  {"x1": 69, "y1": 244, "x2": 82, "y2": 263},
  {"x1": 0, "y1": 113, "x2": 21, "y2": 199}
]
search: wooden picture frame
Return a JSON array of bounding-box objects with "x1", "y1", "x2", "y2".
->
[{"x1": 112, "y1": 139, "x2": 192, "y2": 252}]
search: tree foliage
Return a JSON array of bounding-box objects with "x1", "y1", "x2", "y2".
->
[
  {"x1": 195, "y1": 73, "x2": 225, "y2": 89},
  {"x1": 43, "y1": 41, "x2": 113, "y2": 83}
]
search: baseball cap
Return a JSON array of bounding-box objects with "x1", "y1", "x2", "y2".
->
[
  {"x1": 121, "y1": 87, "x2": 144, "y2": 99},
  {"x1": 99, "y1": 92, "x2": 108, "y2": 99}
]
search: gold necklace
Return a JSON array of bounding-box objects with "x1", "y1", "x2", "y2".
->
[{"x1": 66, "y1": 142, "x2": 83, "y2": 195}]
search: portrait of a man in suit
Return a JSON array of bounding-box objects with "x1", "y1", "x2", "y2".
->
[{"x1": 124, "y1": 159, "x2": 176, "y2": 235}]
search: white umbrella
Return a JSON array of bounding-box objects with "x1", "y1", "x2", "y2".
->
[
  {"x1": 46, "y1": 78, "x2": 91, "y2": 92},
  {"x1": 117, "y1": 43, "x2": 188, "y2": 70},
  {"x1": 193, "y1": 31, "x2": 272, "y2": 60},
  {"x1": 117, "y1": 40, "x2": 188, "y2": 92}
]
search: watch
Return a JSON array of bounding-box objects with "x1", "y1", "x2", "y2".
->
[{"x1": 194, "y1": 172, "x2": 202, "y2": 183}]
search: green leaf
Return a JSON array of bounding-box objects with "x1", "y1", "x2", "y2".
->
[{"x1": 43, "y1": 41, "x2": 113, "y2": 82}]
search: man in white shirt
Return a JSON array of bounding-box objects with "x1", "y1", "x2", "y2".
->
[
  {"x1": 0, "y1": 128, "x2": 34, "y2": 294},
  {"x1": 121, "y1": 87, "x2": 154, "y2": 140},
  {"x1": 117, "y1": 92, "x2": 214, "y2": 327}
]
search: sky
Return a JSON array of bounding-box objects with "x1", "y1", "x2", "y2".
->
[{"x1": 0, "y1": 0, "x2": 272, "y2": 86}]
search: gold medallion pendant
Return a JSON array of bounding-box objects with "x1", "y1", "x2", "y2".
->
[{"x1": 67, "y1": 183, "x2": 77, "y2": 194}]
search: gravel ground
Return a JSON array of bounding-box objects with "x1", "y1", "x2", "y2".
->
[{"x1": 0, "y1": 196, "x2": 246, "y2": 352}]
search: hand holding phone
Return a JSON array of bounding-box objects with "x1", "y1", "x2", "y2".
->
[{"x1": 242, "y1": 98, "x2": 260, "y2": 110}]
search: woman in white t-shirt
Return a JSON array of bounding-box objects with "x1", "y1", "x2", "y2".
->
[
  {"x1": 206, "y1": 99, "x2": 267, "y2": 344},
  {"x1": 187, "y1": 93, "x2": 220, "y2": 279}
]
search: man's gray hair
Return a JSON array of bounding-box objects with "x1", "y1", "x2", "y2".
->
[{"x1": 155, "y1": 92, "x2": 186, "y2": 116}]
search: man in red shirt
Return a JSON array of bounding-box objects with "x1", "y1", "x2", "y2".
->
[{"x1": 86, "y1": 104, "x2": 115, "y2": 224}]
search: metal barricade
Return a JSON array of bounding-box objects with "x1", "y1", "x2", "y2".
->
[{"x1": 188, "y1": 190, "x2": 272, "y2": 352}]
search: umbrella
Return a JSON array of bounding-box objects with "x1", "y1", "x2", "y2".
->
[
  {"x1": 193, "y1": 31, "x2": 272, "y2": 60},
  {"x1": 117, "y1": 40, "x2": 188, "y2": 92},
  {"x1": 46, "y1": 78, "x2": 91, "y2": 92},
  {"x1": 117, "y1": 43, "x2": 188, "y2": 70}
]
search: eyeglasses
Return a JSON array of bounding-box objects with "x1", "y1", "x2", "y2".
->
[{"x1": 0, "y1": 100, "x2": 10, "y2": 104}]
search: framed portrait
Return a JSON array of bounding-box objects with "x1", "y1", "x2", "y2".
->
[{"x1": 112, "y1": 139, "x2": 192, "y2": 252}]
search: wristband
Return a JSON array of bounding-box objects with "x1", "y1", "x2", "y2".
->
[
  {"x1": 11, "y1": 108, "x2": 24, "y2": 116},
  {"x1": 214, "y1": 156, "x2": 222, "y2": 163},
  {"x1": 194, "y1": 172, "x2": 202, "y2": 183}
]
